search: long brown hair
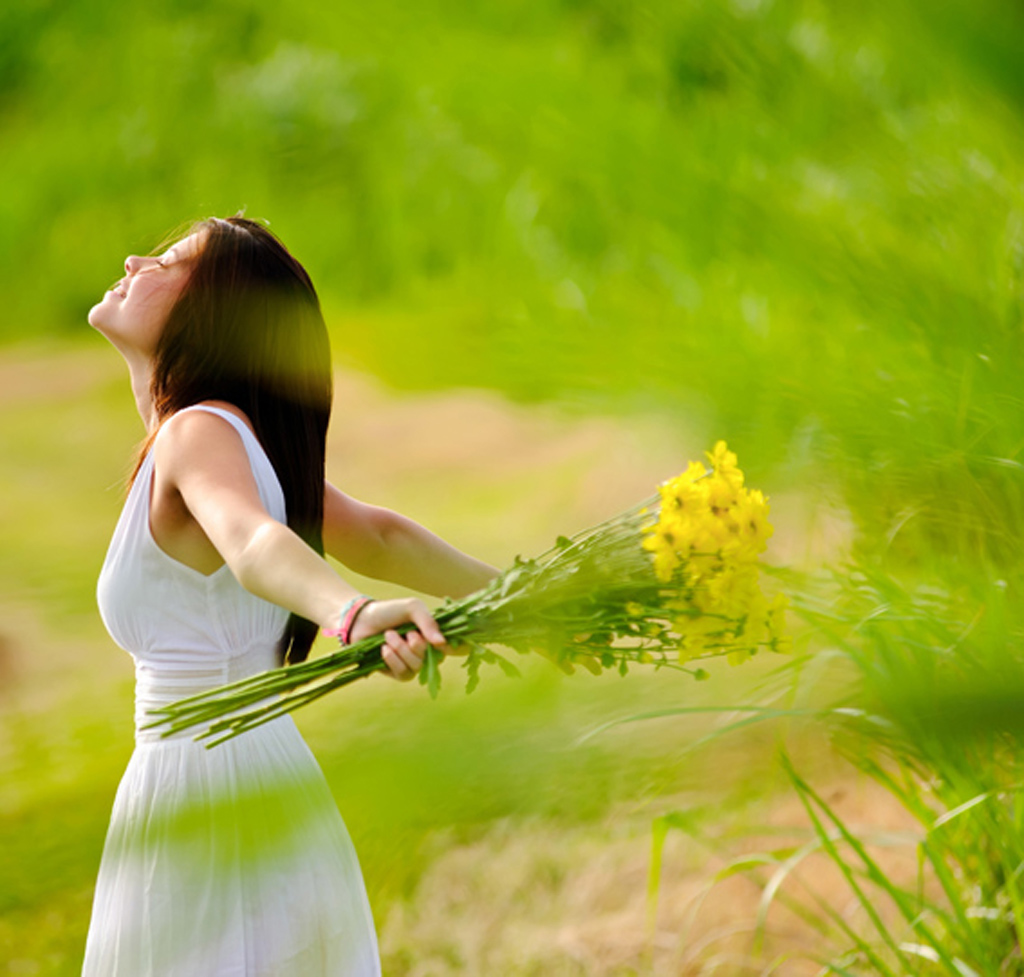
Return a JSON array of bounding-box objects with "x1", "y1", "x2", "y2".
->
[{"x1": 138, "y1": 216, "x2": 332, "y2": 665}]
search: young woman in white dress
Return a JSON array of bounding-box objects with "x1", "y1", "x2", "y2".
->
[{"x1": 83, "y1": 215, "x2": 497, "y2": 975}]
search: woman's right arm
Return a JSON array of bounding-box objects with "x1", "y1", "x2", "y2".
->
[
  {"x1": 153, "y1": 410, "x2": 445, "y2": 679},
  {"x1": 323, "y1": 483, "x2": 499, "y2": 599}
]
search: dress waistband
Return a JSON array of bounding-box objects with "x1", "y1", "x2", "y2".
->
[{"x1": 133, "y1": 647, "x2": 277, "y2": 743}]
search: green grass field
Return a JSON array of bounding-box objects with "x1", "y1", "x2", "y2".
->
[{"x1": 3, "y1": 0, "x2": 1024, "y2": 971}]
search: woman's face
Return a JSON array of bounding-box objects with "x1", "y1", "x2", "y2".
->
[{"x1": 88, "y1": 231, "x2": 204, "y2": 360}]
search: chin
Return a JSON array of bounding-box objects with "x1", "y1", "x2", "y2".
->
[
  {"x1": 88, "y1": 294, "x2": 116, "y2": 331},
  {"x1": 88, "y1": 311, "x2": 122, "y2": 352}
]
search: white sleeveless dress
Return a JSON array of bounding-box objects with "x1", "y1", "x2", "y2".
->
[{"x1": 83, "y1": 405, "x2": 381, "y2": 976}]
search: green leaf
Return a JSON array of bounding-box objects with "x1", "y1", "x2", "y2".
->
[
  {"x1": 419, "y1": 645, "x2": 443, "y2": 700},
  {"x1": 463, "y1": 648, "x2": 482, "y2": 695},
  {"x1": 487, "y1": 649, "x2": 522, "y2": 679}
]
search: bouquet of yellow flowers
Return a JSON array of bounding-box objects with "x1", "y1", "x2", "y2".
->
[{"x1": 149, "y1": 442, "x2": 787, "y2": 745}]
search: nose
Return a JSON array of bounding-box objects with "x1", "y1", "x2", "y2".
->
[{"x1": 124, "y1": 254, "x2": 146, "y2": 275}]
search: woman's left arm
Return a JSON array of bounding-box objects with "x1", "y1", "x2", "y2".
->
[{"x1": 323, "y1": 483, "x2": 499, "y2": 598}]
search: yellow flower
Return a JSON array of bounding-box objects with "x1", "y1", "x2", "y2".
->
[
  {"x1": 706, "y1": 441, "x2": 744, "y2": 490},
  {"x1": 685, "y1": 552, "x2": 725, "y2": 599},
  {"x1": 739, "y1": 488, "x2": 773, "y2": 540},
  {"x1": 642, "y1": 502, "x2": 701, "y2": 581},
  {"x1": 642, "y1": 524, "x2": 681, "y2": 581},
  {"x1": 639, "y1": 444, "x2": 784, "y2": 668},
  {"x1": 659, "y1": 474, "x2": 709, "y2": 523},
  {"x1": 668, "y1": 509, "x2": 701, "y2": 552},
  {"x1": 691, "y1": 516, "x2": 730, "y2": 555},
  {"x1": 653, "y1": 549, "x2": 680, "y2": 582},
  {"x1": 721, "y1": 488, "x2": 773, "y2": 561},
  {"x1": 705, "y1": 474, "x2": 740, "y2": 518},
  {"x1": 703, "y1": 563, "x2": 759, "y2": 617}
]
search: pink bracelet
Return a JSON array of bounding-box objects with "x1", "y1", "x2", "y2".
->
[{"x1": 323, "y1": 596, "x2": 374, "y2": 645}]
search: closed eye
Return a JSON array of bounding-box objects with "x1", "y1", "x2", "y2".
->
[{"x1": 138, "y1": 256, "x2": 168, "y2": 273}]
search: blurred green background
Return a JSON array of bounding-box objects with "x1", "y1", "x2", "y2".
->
[
  {"x1": 5, "y1": 0, "x2": 1024, "y2": 554},
  {"x1": 3, "y1": 0, "x2": 1024, "y2": 972}
]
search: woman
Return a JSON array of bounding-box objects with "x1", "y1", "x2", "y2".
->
[{"x1": 83, "y1": 216, "x2": 497, "y2": 975}]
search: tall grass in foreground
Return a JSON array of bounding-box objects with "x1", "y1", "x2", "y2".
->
[{"x1": 646, "y1": 563, "x2": 1024, "y2": 974}]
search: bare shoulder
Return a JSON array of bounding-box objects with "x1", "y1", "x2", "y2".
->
[
  {"x1": 154, "y1": 403, "x2": 254, "y2": 477},
  {"x1": 157, "y1": 402, "x2": 254, "y2": 444},
  {"x1": 149, "y1": 404, "x2": 273, "y2": 575}
]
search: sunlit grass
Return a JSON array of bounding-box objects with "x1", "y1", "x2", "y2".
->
[{"x1": 3, "y1": 0, "x2": 1024, "y2": 970}]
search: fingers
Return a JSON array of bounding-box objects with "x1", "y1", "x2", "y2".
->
[
  {"x1": 408, "y1": 601, "x2": 447, "y2": 650},
  {"x1": 347, "y1": 597, "x2": 452, "y2": 681},
  {"x1": 381, "y1": 628, "x2": 428, "y2": 681}
]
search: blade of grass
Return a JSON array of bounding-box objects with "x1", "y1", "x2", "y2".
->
[{"x1": 782, "y1": 753, "x2": 961, "y2": 975}]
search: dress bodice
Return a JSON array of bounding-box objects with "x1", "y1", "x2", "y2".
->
[{"x1": 97, "y1": 405, "x2": 290, "y2": 738}]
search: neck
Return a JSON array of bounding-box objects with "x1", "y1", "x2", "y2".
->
[{"x1": 125, "y1": 353, "x2": 156, "y2": 430}]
